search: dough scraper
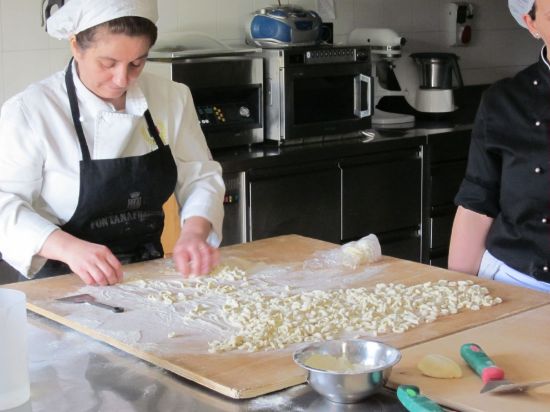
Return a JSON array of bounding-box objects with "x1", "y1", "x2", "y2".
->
[{"x1": 57, "y1": 293, "x2": 124, "y2": 313}]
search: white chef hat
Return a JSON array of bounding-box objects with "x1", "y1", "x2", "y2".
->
[
  {"x1": 46, "y1": 0, "x2": 158, "y2": 40},
  {"x1": 508, "y1": 0, "x2": 535, "y2": 28}
]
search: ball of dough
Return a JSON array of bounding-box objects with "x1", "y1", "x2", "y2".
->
[
  {"x1": 417, "y1": 354, "x2": 462, "y2": 378},
  {"x1": 356, "y1": 234, "x2": 381, "y2": 262}
]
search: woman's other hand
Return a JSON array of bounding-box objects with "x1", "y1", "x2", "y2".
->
[
  {"x1": 39, "y1": 230, "x2": 123, "y2": 285},
  {"x1": 172, "y1": 216, "x2": 219, "y2": 277}
]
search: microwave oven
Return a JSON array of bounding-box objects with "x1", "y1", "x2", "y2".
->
[{"x1": 263, "y1": 45, "x2": 373, "y2": 144}]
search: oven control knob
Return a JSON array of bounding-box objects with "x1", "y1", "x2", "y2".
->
[{"x1": 239, "y1": 106, "x2": 251, "y2": 118}]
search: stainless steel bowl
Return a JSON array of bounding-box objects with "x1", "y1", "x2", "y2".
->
[{"x1": 293, "y1": 339, "x2": 401, "y2": 403}]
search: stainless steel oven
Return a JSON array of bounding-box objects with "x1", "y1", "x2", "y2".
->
[
  {"x1": 147, "y1": 53, "x2": 263, "y2": 149},
  {"x1": 263, "y1": 45, "x2": 373, "y2": 144}
]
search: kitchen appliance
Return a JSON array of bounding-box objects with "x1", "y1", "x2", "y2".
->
[
  {"x1": 393, "y1": 52, "x2": 464, "y2": 114},
  {"x1": 245, "y1": 4, "x2": 322, "y2": 48},
  {"x1": 349, "y1": 28, "x2": 415, "y2": 127},
  {"x1": 263, "y1": 45, "x2": 373, "y2": 144},
  {"x1": 147, "y1": 39, "x2": 263, "y2": 149}
]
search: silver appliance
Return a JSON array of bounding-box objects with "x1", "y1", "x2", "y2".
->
[
  {"x1": 147, "y1": 48, "x2": 264, "y2": 149},
  {"x1": 409, "y1": 52, "x2": 464, "y2": 113},
  {"x1": 245, "y1": 4, "x2": 322, "y2": 48},
  {"x1": 349, "y1": 28, "x2": 415, "y2": 126},
  {"x1": 393, "y1": 52, "x2": 464, "y2": 114},
  {"x1": 263, "y1": 45, "x2": 373, "y2": 144}
]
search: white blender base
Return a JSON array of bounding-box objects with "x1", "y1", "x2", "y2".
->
[
  {"x1": 372, "y1": 108, "x2": 415, "y2": 126},
  {"x1": 415, "y1": 89, "x2": 457, "y2": 113}
]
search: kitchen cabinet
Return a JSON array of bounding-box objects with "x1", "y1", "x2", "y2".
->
[
  {"x1": 247, "y1": 162, "x2": 341, "y2": 244},
  {"x1": 161, "y1": 131, "x2": 468, "y2": 266},
  {"x1": 340, "y1": 148, "x2": 422, "y2": 261},
  {"x1": 422, "y1": 130, "x2": 471, "y2": 267},
  {"x1": 209, "y1": 85, "x2": 485, "y2": 264},
  {"x1": 243, "y1": 146, "x2": 423, "y2": 261}
]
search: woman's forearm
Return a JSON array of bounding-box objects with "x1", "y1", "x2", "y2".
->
[{"x1": 448, "y1": 206, "x2": 494, "y2": 275}]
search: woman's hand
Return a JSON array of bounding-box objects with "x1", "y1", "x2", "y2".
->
[
  {"x1": 172, "y1": 216, "x2": 219, "y2": 277},
  {"x1": 39, "y1": 230, "x2": 123, "y2": 285}
]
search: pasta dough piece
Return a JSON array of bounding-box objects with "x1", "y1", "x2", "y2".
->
[
  {"x1": 209, "y1": 279, "x2": 503, "y2": 353},
  {"x1": 417, "y1": 354, "x2": 462, "y2": 378},
  {"x1": 341, "y1": 234, "x2": 382, "y2": 268}
]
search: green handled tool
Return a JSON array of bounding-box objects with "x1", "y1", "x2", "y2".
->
[
  {"x1": 460, "y1": 343, "x2": 550, "y2": 394},
  {"x1": 397, "y1": 385, "x2": 444, "y2": 412}
]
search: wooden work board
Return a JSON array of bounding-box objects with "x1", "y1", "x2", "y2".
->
[
  {"x1": 4, "y1": 235, "x2": 550, "y2": 399},
  {"x1": 388, "y1": 304, "x2": 550, "y2": 412}
]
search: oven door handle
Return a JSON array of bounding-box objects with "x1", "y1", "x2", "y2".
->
[{"x1": 354, "y1": 74, "x2": 372, "y2": 118}]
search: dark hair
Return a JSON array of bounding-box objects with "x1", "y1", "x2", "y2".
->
[
  {"x1": 75, "y1": 16, "x2": 157, "y2": 50},
  {"x1": 528, "y1": 3, "x2": 536, "y2": 21}
]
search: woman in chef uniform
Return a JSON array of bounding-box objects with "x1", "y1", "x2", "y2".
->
[
  {"x1": 0, "y1": 0, "x2": 224, "y2": 285},
  {"x1": 448, "y1": 0, "x2": 550, "y2": 292}
]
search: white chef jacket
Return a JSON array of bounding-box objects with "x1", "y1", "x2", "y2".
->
[{"x1": 0, "y1": 61, "x2": 225, "y2": 277}]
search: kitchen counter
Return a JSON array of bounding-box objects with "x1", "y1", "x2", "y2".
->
[
  {"x1": 15, "y1": 312, "x2": 406, "y2": 412},
  {"x1": 5, "y1": 234, "x2": 550, "y2": 412},
  {"x1": 212, "y1": 85, "x2": 487, "y2": 173}
]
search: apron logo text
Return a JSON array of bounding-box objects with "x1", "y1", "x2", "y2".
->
[
  {"x1": 127, "y1": 192, "x2": 142, "y2": 210},
  {"x1": 89, "y1": 210, "x2": 161, "y2": 230}
]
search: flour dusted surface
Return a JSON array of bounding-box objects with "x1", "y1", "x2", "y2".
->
[
  {"x1": 208, "y1": 277, "x2": 502, "y2": 352},
  {"x1": 56, "y1": 252, "x2": 503, "y2": 355}
]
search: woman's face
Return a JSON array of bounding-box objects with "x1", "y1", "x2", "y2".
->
[{"x1": 70, "y1": 27, "x2": 151, "y2": 105}]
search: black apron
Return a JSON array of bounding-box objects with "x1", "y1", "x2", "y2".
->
[{"x1": 28, "y1": 61, "x2": 177, "y2": 279}]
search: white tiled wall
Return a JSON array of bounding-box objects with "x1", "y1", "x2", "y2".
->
[{"x1": 0, "y1": 0, "x2": 540, "y2": 105}]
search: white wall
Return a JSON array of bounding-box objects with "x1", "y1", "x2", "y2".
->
[{"x1": 0, "y1": 0, "x2": 540, "y2": 105}]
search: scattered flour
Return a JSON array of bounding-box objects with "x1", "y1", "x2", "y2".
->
[{"x1": 55, "y1": 245, "x2": 502, "y2": 356}]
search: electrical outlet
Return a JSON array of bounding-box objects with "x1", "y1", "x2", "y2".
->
[{"x1": 447, "y1": 2, "x2": 474, "y2": 47}]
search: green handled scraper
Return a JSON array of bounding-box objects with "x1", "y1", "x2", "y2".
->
[{"x1": 397, "y1": 385, "x2": 444, "y2": 412}]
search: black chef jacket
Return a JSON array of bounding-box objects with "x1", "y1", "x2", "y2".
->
[{"x1": 455, "y1": 47, "x2": 550, "y2": 282}]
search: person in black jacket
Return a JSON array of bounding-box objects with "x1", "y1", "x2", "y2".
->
[{"x1": 449, "y1": 0, "x2": 550, "y2": 292}]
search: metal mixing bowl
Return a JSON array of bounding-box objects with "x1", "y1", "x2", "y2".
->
[{"x1": 293, "y1": 339, "x2": 401, "y2": 403}]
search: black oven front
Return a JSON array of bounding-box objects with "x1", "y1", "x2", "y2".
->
[
  {"x1": 263, "y1": 45, "x2": 372, "y2": 144},
  {"x1": 169, "y1": 55, "x2": 264, "y2": 149}
]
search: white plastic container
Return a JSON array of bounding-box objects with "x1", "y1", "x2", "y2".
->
[{"x1": 0, "y1": 289, "x2": 30, "y2": 410}]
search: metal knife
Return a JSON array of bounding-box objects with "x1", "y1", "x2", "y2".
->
[{"x1": 460, "y1": 343, "x2": 550, "y2": 394}]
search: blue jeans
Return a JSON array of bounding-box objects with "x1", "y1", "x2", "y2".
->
[{"x1": 478, "y1": 250, "x2": 550, "y2": 293}]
